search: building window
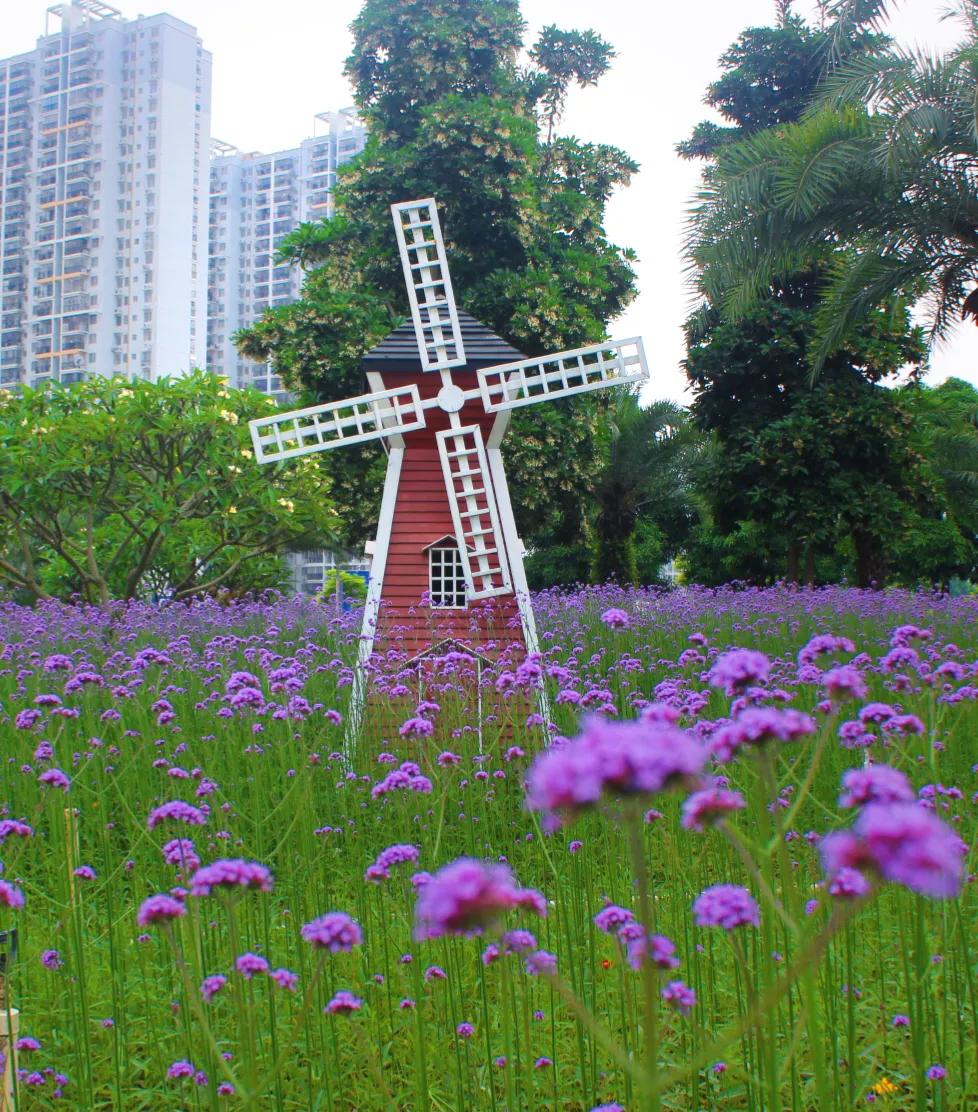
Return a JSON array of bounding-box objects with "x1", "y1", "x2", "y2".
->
[{"x1": 429, "y1": 543, "x2": 466, "y2": 609}]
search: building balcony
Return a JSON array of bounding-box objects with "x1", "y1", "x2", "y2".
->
[{"x1": 64, "y1": 217, "x2": 93, "y2": 236}]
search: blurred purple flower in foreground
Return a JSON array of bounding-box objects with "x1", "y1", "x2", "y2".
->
[{"x1": 414, "y1": 858, "x2": 546, "y2": 940}]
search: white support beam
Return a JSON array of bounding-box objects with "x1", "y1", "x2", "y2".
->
[
  {"x1": 346, "y1": 446, "x2": 405, "y2": 755},
  {"x1": 486, "y1": 446, "x2": 553, "y2": 728}
]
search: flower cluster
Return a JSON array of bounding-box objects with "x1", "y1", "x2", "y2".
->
[
  {"x1": 525, "y1": 716, "x2": 705, "y2": 824},
  {"x1": 414, "y1": 858, "x2": 546, "y2": 940},
  {"x1": 821, "y1": 803, "x2": 965, "y2": 899}
]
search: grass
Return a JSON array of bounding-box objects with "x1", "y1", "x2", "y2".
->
[{"x1": 0, "y1": 582, "x2": 976, "y2": 1110}]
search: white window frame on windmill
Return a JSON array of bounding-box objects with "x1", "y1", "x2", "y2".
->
[{"x1": 426, "y1": 538, "x2": 468, "y2": 610}]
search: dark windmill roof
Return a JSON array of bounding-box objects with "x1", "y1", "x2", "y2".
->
[{"x1": 362, "y1": 309, "x2": 525, "y2": 373}]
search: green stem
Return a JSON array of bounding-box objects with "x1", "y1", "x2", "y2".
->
[
  {"x1": 625, "y1": 806, "x2": 660, "y2": 1109},
  {"x1": 649, "y1": 904, "x2": 859, "y2": 1101}
]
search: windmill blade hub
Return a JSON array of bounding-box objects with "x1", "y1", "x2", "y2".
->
[{"x1": 436, "y1": 383, "x2": 466, "y2": 413}]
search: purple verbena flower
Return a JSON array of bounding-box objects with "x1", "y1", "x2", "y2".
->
[
  {"x1": 324, "y1": 991, "x2": 362, "y2": 1015},
  {"x1": 0, "y1": 881, "x2": 25, "y2": 910},
  {"x1": 821, "y1": 803, "x2": 964, "y2": 899},
  {"x1": 526, "y1": 716, "x2": 705, "y2": 824},
  {"x1": 524, "y1": 950, "x2": 557, "y2": 976},
  {"x1": 839, "y1": 765, "x2": 914, "y2": 808},
  {"x1": 708, "y1": 650, "x2": 771, "y2": 694},
  {"x1": 200, "y1": 975, "x2": 227, "y2": 1002},
  {"x1": 682, "y1": 787, "x2": 746, "y2": 831},
  {"x1": 693, "y1": 884, "x2": 760, "y2": 930},
  {"x1": 661, "y1": 979, "x2": 697, "y2": 1015},
  {"x1": 189, "y1": 859, "x2": 272, "y2": 897},
  {"x1": 301, "y1": 912, "x2": 362, "y2": 952},
  {"x1": 414, "y1": 858, "x2": 545, "y2": 940},
  {"x1": 137, "y1": 894, "x2": 185, "y2": 927},
  {"x1": 235, "y1": 953, "x2": 269, "y2": 980},
  {"x1": 147, "y1": 800, "x2": 207, "y2": 830}
]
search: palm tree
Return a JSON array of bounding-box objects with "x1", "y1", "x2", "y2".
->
[
  {"x1": 690, "y1": 0, "x2": 978, "y2": 371},
  {"x1": 589, "y1": 396, "x2": 704, "y2": 584}
]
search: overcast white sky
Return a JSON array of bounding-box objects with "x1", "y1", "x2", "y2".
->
[{"x1": 9, "y1": 0, "x2": 978, "y2": 400}]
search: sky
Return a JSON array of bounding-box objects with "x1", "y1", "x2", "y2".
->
[{"x1": 9, "y1": 0, "x2": 978, "y2": 402}]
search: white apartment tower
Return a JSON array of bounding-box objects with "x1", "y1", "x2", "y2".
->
[
  {"x1": 0, "y1": 1, "x2": 211, "y2": 388},
  {"x1": 207, "y1": 109, "x2": 367, "y2": 402}
]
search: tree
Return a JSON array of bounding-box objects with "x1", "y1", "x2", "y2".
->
[
  {"x1": 236, "y1": 0, "x2": 639, "y2": 572},
  {"x1": 685, "y1": 278, "x2": 926, "y2": 585},
  {"x1": 589, "y1": 397, "x2": 704, "y2": 584},
  {"x1": 0, "y1": 373, "x2": 337, "y2": 603},
  {"x1": 681, "y1": 2, "x2": 930, "y2": 586},
  {"x1": 691, "y1": 0, "x2": 978, "y2": 371},
  {"x1": 888, "y1": 377, "x2": 978, "y2": 585}
]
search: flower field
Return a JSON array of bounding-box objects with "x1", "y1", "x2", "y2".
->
[{"x1": 2, "y1": 584, "x2": 977, "y2": 1110}]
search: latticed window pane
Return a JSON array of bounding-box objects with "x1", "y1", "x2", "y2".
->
[{"x1": 429, "y1": 545, "x2": 466, "y2": 609}]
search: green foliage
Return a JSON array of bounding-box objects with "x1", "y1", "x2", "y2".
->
[
  {"x1": 690, "y1": 0, "x2": 978, "y2": 370},
  {"x1": 587, "y1": 395, "x2": 704, "y2": 586},
  {"x1": 317, "y1": 567, "x2": 369, "y2": 604},
  {"x1": 684, "y1": 518, "x2": 784, "y2": 587},
  {"x1": 677, "y1": 16, "x2": 838, "y2": 158},
  {"x1": 632, "y1": 518, "x2": 668, "y2": 585},
  {"x1": 524, "y1": 541, "x2": 590, "y2": 591},
  {"x1": 888, "y1": 377, "x2": 978, "y2": 585},
  {"x1": 681, "y1": 5, "x2": 939, "y2": 588},
  {"x1": 235, "y1": 0, "x2": 639, "y2": 556},
  {"x1": 346, "y1": 0, "x2": 525, "y2": 143},
  {"x1": 0, "y1": 372, "x2": 338, "y2": 603}
]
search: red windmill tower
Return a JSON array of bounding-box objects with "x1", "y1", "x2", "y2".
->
[{"x1": 248, "y1": 198, "x2": 649, "y2": 738}]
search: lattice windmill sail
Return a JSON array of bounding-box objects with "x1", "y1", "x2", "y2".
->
[{"x1": 249, "y1": 196, "x2": 649, "y2": 646}]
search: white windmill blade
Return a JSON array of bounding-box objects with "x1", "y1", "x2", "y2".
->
[
  {"x1": 249, "y1": 384, "x2": 426, "y2": 464},
  {"x1": 477, "y1": 337, "x2": 649, "y2": 413},
  {"x1": 391, "y1": 198, "x2": 467, "y2": 372},
  {"x1": 436, "y1": 424, "x2": 512, "y2": 600}
]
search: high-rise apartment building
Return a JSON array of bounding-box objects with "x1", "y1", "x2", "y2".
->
[
  {"x1": 206, "y1": 109, "x2": 367, "y2": 402},
  {"x1": 0, "y1": 0, "x2": 210, "y2": 388}
]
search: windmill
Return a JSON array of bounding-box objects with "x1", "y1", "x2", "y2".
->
[{"x1": 248, "y1": 198, "x2": 649, "y2": 739}]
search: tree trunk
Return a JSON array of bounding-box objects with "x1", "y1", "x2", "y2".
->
[
  {"x1": 804, "y1": 546, "x2": 815, "y2": 586},
  {"x1": 786, "y1": 542, "x2": 800, "y2": 584},
  {"x1": 852, "y1": 529, "x2": 887, "y2": 589}
]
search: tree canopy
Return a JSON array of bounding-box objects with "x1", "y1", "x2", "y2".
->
[
  {"x1": 679, "y1": 0, "x2": 943, "y2": 587},
  {"x1": 236, "y1": 0, "x2": 640, "y2": 567},
  {"x1": 0, "y1": 373, "x2": 337, "y2": 603},
  {"x1": 689, "y1": 0, "x2": 978, "y2": 372}
]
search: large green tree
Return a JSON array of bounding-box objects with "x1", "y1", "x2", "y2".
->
[
  {"x1": 682, "y1": 1, "x2": 932, "y2": 586},
  {"x1": 0, "y1": 374, "x2": 337, "y2": 603},
  {"x1": 692, "y1": 0, "x2": 978, "y2": 370},
  {"x1": 236, "y1": 0, "x2": 639, "y2": 570}
]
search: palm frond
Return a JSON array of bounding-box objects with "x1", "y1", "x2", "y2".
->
[
  {"x1": 809, "y1": 249, "x2": 926, "y2": 372},
  {"x1": 824, "y1": 0, "x2": 895, "y2": 64},
  {"x1": 817, "y1": 49, "x2": 915, "y2": 110}
]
